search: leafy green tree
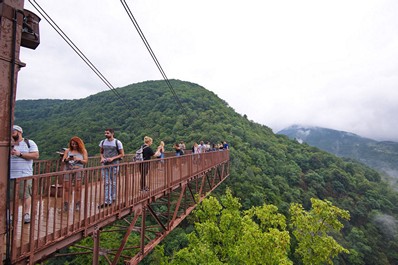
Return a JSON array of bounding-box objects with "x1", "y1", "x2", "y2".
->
[
  {"x1": 166, "y1": 189, "x2": 349, "y2": 265},
  {"x1": 289, "y1": 198, "x2": 350, "y2": 265}
]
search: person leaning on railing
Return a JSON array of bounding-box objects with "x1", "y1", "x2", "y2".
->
[
  {"x1": 139, "y1": 136, "x2": 155, "y2": 191},
  {"x1": 62, "y1": 136, "x2": 88, "y2": 211}
]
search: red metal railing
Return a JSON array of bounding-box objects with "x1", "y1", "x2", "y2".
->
[
  {"x1": 31, "y1": 152, "x2": 190, "y2": 175},
  {"x1": 8, "y1": 150, "x2": 229, "y2": 264},
  {"x1": 32, "y1": 154, "x2": 138, "y2": 175}
]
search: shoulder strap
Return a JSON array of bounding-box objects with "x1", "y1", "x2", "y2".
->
[
  {"x1": 101, "y1": 139, "x2": 120, "y2": 154},
  {"x1": 24, "y1": 138, "x2": 30, "y2": 148},
  {"x1": 100, "y1": 140, "x2": 105, "y2": 154},
  {"x1": 115, "y1": 139, "x2": 120, "y2": 154}
]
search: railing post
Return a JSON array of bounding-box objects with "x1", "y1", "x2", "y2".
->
[
  {"x1": 140, "y1": 205, "x2": 146, "y2": 256},
  {"x1": 92, "y1": 226, "x2": 100, "y2": 265},
  {"x1": 29, "y1": 177, "x2": 38, "y2": 263},
  {"x1": 124, "y1": 163, "x2": 129, "y2": 207}
]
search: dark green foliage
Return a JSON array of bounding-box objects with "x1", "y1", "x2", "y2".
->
[
  {"x1": 279, "y1": 125, "x2": 398, "y2": 183},
  {"x1": 16, "y1": 80, "x2": 398, "y2": 264}
]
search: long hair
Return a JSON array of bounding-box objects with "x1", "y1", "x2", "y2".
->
[{"x1": 69, "y1": 136, "x2": 87, "y2": 153}]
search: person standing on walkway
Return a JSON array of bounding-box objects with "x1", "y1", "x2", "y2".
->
[
  {"x1": 10, "y1": 125, "x2": 39, "y2": 224},
  {"x1": 62, "y1": 136, "x2": 88, "y2": 211},
  {"x1": 155, "y1": 141, "x2": 165, "y2": 159},
  {"x1": 179, "y1": 141, "x2": 186, "y2": 154},
  {"x1": 223, "y1": 141, "x2": 229, "y2": 150},
  {"x1": 197, "y1": 141, "x2": 206, "y2": 154},
  {"x1": 99, "y1": 128, "x2": 124, "y2": 208},
  {"x1": 174, "y1": 142, "x2": 183, "y2": 156},
  {"x1": 139, "y1": 136, "x2": 155, "y2": 191}
]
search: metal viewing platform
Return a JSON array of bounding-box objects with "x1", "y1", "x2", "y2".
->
[{"x1": 6, "y1": 151, "x2": 230, "y2": 264}]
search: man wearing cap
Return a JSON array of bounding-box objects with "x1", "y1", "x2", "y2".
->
[{"x1": 10, "y1": 125, "x2": 39, "y2": 224}]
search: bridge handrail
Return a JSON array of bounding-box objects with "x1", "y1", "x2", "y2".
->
[
  {"x1": 32, "y1": 151, "x2": 194, "y2": 175},
  {"x1": 9, "y1": 150, "x2": 229, "y2": 263}
]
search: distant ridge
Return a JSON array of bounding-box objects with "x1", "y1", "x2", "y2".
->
[{"x1": 278, "y1": 124, "x2": 398, "y2": 180}]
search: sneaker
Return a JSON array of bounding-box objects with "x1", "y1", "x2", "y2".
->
[
  {"x1": 75, "y1": 202, "x2": 81, "y2": 211},
  {"x1": 23, "y1": 213, "x2": 31, "y2": 224},
  {"x1": 142, "y1": 187, "x2": 149, "y2": 192},
  {"x1": 98, "y1": 203, "x2": 112, "y2": 209}
]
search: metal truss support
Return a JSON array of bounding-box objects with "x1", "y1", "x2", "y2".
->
[{"x1": 39, "y1": 160, "x2": 229, "y2": 265}]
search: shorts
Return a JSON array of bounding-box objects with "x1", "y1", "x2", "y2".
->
[
  {"x1": 64, "y1": 171, "x2": 83, "y2": 181},
  {"x1": 10, "y1": 179, "x2": 32, "y2": 200}
]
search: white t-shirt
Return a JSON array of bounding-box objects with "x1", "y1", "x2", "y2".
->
[{"x1": 10, "y1": 139, "x2": 39, "y2": 179}]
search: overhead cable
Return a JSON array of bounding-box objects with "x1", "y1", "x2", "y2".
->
[
  {"x1": 120, "y1": 0, "x2": 188, "y2": 116},
  {"x1": 28, "y1": 0, "x2": 147, "y2": 128}
]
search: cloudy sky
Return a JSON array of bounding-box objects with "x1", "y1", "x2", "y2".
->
[{"x1": 17, "y1": 0, "x2": 398, "y2": 141}]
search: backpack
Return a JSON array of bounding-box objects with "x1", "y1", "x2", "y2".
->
[{"x1": 135, "y1": 145, "x2": 148, "y2": 161}]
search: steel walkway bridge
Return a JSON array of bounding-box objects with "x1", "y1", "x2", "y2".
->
[{"x1": 6, "y1": 151, "x2": 230, "y2": 264}]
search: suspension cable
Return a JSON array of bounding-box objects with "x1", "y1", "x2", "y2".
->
[
  {"x1": 28, "y1": 0, "x2": 147, "y2": 128},
  {"x1": 120, "y1": 0, "x2": 188, "y2": 116}
]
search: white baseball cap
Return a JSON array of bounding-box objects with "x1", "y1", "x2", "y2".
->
[{"x1": 13, "y1": 125, "x2": 23, "y2": 133}]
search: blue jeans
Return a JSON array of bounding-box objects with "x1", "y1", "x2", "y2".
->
[{"x1": 102, "y1": 165, "x2": 118, "y2": 204}]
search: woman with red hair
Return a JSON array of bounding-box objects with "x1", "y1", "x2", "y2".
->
[{"x1": 62, "y1": 136, "x2": 88, "y2": 211}]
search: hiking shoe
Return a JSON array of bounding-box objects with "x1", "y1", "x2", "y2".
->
[{"x1": 24, "y1": 213, "x2": 31, "y2": 224}]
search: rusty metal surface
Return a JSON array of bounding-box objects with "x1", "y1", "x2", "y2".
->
[
  {"x1": 8, "y1": 150, "x2": 230, "y2": 264},
  {"x1": 0, "y1": 1, "x2": 25, "y2": 263}
]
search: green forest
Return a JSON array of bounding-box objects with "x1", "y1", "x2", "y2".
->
[{"x1": 15, "y1": 80, "x2": 398, "y2": 264}]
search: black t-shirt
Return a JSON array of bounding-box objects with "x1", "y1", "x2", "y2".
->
[{"x1": 142, "y1": 145, "x2": 155, "y2": 161}]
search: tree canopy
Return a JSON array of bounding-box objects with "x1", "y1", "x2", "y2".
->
[{"x1": 162, "y1": 189, "x2": 349, "y2": 265}]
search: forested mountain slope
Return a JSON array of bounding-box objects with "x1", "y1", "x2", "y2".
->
[
  {"x1": 15, "y1": 80, "x2": 398, "y2": 264},
  {"x1": 278, "y1": 125, "x2": 398, "y2": 185}
]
